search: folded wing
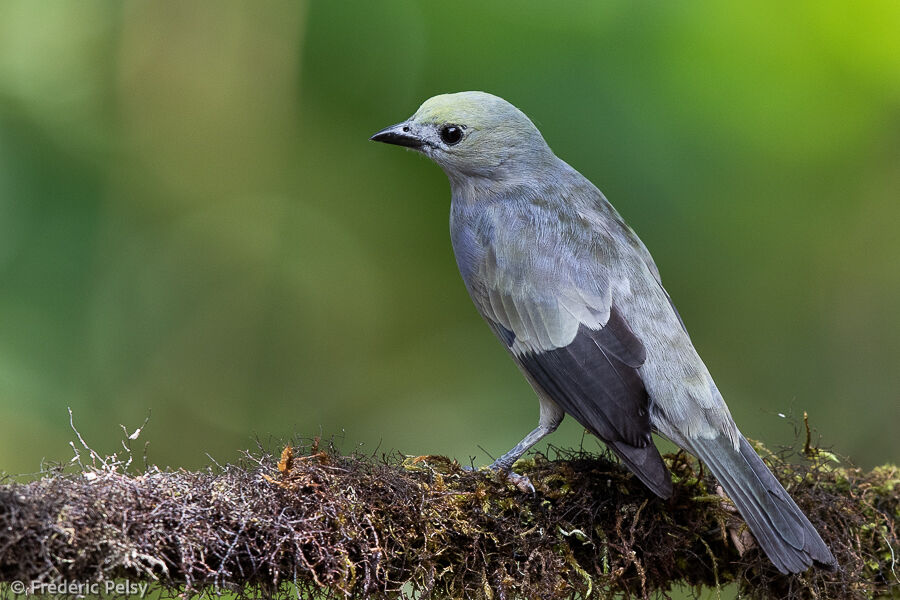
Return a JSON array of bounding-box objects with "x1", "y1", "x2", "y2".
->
[{"x1": 477, "y1": 240, "x2": 673, "y2": 497}]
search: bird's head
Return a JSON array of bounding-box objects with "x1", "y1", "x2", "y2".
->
[{"x1": 371, "y1": 91, "x2": 553, "y2": 182}]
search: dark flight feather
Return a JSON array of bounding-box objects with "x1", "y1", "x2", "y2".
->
[{"x1": 514, "y1": 307, "x2": 673, "y2": 498}]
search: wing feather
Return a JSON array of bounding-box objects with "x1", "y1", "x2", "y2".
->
[{"x1": 468, "y1": 201, "x2": 672, "y2": 497}]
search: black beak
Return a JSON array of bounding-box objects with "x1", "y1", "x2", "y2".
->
[{"x1": 370, "y1": 123, "x2": 423, "y2": 148}]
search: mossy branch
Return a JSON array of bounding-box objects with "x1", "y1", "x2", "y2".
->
[{"x1": 0, "y1": 434, "x2": 897, "y2": 600}]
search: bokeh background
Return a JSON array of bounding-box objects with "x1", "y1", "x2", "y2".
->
[{"x1": 1, "y1": 1, "x2": 898, "y2": 479}]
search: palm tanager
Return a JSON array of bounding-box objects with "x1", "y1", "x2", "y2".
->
[{"x1": 371, "y1": 91, "x2": 836, "y2": 573}]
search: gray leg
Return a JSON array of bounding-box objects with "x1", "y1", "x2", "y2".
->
[
  {"x1": 490, "y1": 422, "x2": 559, "y2": 471},
  {"x1": 489, "y1": 397, "x2": 564, "y2": 478}
]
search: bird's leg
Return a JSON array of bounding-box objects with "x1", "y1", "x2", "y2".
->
[
  {"x1": 490, "y1": 424, "x2": 556, "y2": 472},
  {"x1": 487, "y1": 400, "x2": 564, "y2": 493}
]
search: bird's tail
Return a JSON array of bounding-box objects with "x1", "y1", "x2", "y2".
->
[
  {"x1": 610, "y1": 440, "x2": 674, "y2": 499},
  {"x1": 688, "y1": 434, "x2": 836, "y2": 574}
]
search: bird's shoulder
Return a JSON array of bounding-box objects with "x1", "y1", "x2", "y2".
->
[{"x1": 450, "y1": 187, "x2": 608, "y2": 351}]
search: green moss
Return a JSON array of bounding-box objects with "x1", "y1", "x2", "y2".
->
[{"x1": 1, "y1": 438, "x2": 897, "y2": 599}]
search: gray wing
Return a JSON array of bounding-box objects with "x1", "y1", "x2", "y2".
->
[{"x1": 475, "y1": 226, "x2": 673, "y2": 497}]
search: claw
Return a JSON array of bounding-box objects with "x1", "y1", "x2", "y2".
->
[
  {"x1": 503, "y1": 470, "x2": 536, "y2": 494},
  {"x1": 461, "y1": 464, "x2": 536, "y2": 494}
]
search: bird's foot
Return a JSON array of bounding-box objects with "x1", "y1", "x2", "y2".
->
[
  {"x1": 462, "y1": 463, "x2": 536, "y2": 494},
  {"x1": 501, "y1": 469, "x2": 536, "y2": 494},
  {"x1": 716, "y1": 485, "x2": 756, "y2": 556}
]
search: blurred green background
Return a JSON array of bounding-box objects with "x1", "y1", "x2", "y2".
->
[{"x1": 0, "y1": 1, "x2": 898, "y2": 476}]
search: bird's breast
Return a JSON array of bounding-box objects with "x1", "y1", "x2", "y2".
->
[{"x1": 449, "y1": 206, "x2": 490, "y2": 292}]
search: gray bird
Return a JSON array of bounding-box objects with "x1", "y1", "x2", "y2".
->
[{"x1": 371, "y1": 91, "x2": 836, "y2": 574}]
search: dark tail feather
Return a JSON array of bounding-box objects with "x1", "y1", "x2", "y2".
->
[
  {"x1": 689, "y1": 435, "x2": 836, "y2": 573},
  {"x1": 611, "y1": 441, "x2": 673, "y2": 499}
]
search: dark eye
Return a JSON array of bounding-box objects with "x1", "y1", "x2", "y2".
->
[{"x1": 440, "y1": 124, "x2": 463, "y2": 145}]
